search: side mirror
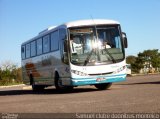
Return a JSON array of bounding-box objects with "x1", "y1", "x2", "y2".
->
[{"x1": 122, "y1": 32, "x2": 128, "y2": 48}]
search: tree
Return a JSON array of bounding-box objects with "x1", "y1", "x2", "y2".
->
[
  {"x1": 137, "y1": 49, "x2": 160, "y2": 73},
  {"x1": 126, "y1": 49, "x2": 160, "y2": 73},
  {"x1": 150, "y1": 50, "x2": 160, "y2": 70},
  {"x1": 0, "y1": 61, "x2": 22, "y2": 85},
  {"x1": 0, "y1": 67, "x2": 2, "y2": 80},
  {"x1": 126, "y1": 55, "x2": 144, "y2": 73},
  {"x1": 126, "y1": 55, "x2": 136, "y2": 64},
  {"x1": 133, "y1": 56, "x2": 144, "y2": 73}
]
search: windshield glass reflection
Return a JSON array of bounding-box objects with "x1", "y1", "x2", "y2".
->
[{"x1": 69, "y1": 25, "x2": 124, "y2": 66}]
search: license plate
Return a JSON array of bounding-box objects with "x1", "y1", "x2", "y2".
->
[{"x1": 96, "y1": 77, "x2": 106, "y2": 82}]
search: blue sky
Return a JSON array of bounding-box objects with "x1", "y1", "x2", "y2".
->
[{"x1": 0, "y1": 0, "x2": 160, "y2": 66}]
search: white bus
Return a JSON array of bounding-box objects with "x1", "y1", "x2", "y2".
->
[{"x1": 21, "y1": 19, "x2": 128, "y2": 91}]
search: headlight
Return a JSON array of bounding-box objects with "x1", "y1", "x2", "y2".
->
[{"x1": 113, "y1": 66, "x2": 126, "y2": 74}]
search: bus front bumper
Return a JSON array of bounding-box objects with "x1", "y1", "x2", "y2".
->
[{"x1": 70, "y1": 74, "x2": 126, "y2": 86}]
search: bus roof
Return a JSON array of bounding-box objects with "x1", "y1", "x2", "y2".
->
[
  {"x1": 64, "y1": 19, "x2": 120, "y2": 28},
  {"x1": 22, "y1": 19, "x2": 120, "y2": 45}
]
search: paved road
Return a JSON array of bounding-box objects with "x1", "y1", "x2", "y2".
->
[{"x1": 0, "y1": 74, "x2": 160, "y2": 114}]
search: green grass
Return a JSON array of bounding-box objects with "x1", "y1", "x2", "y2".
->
[{"x1": 0, "y1": 80, "x2": 23, "y2": 86}]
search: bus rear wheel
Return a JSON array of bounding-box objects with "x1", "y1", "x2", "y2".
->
[
  {"x1": 32, "y1": 84, "x2": 45, "y2": 91},
  {"x1": 30, "y1": 74, "x2": 45, "y2": 91},
  {"x1": 55, "y1": 73, "x2": 73, "y2": 92},
  {"x1": 94, "y1": 83, "x2": 112, "y2": 90}
]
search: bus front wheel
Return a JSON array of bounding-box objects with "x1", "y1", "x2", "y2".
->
[{"x1": 94, "y1": 83, "x2": 112, "y2": 90}]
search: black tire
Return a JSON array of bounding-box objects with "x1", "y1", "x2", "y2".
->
[
  {"x1": 30, "y1": 74, "x2": 45, "y2": 91},
  {"x1": 32, "y1": 84, "x2": 45, "y2": 91},
  {"x1": 94, "y1": 83, "x2": 112, "y2": 90},
  {"x1": 55, "y1": 72, "x2": 73, "y2": 92}
]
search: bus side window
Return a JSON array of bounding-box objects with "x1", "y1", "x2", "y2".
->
[
  {"x1": 51, "y1": 30, "x2": 59, "y2": 51},
  {"x1": 26, "y1": 43, "x2": 30, "y2": 58},
  {"x1": 21, "y1": 45, "x2": 25, "y2": 59},
  {"x1": 37, "y1": 38, "x2": 42, "y2": 55},
  {"x1": 43, "y1": 35, "x2": 50, "y2": 53},
  {"x1": 31, "y1": 41, "x2": 36, "y2": 57}
]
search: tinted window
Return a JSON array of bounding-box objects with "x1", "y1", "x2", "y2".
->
[
  {"x1": 26, "y1": 43, "x2": 30, "y2": 58},
  {"x1": 59, "y1": 28, "x2": 66, "y2": 40},
  {"x1": 43, "y1": 35, "x2": 50, "y2": 53},
  {"x1": 37, "y1": 38, "x2": 42, "y2": 55},
  {"x1": 51, "y1": 31, "x2": 59, "y2": 51},
  {"x1": 31, "y1": 41, "x2": 36, "y2": 57},
  {"x1": 21, "y1": 45, "x2": 25, "y2": 59}
]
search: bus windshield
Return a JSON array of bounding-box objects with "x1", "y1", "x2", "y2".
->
[{"x1": 69, "y1": 25, "x2": 124, "y2": 66}]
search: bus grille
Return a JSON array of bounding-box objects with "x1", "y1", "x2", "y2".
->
[{"x1": 88, "y1": 72, "x2": 113, "y2": 76}]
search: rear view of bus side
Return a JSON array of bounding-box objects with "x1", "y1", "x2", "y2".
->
[{"x1": 21, "y1": 19, "x2": 128, "y2": 91}]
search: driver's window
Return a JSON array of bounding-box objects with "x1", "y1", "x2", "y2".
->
[{"x1": 59, "y1": 28, "x2": 69, "y2": 64}]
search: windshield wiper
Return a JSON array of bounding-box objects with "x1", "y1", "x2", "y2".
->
[
  {"x1": 104, "y1": 48, "x2": 116, "y2": 63},
  {"x1": 83, "y1": 49, "x2": 94, "y2": 66}
]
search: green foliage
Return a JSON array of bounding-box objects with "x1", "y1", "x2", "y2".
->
[
  {"x1": 126, "y1": 55, "x2": 136, "y2": 64},
  {"x1": 132, "y1": 57, "x2": 144, "y2": 73},
  {"x1": 0, "y1": 61, "x2": 23, "y2": 86},
  {"x1": 126, "y1": 55, "x2": 144, "y2": 73},
  {"x1": 138, "y1": 49, "x2": 160, "y2": 70},
  {"x1": 126, "y1": 49, "x2": 160, "y2": 73}
]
